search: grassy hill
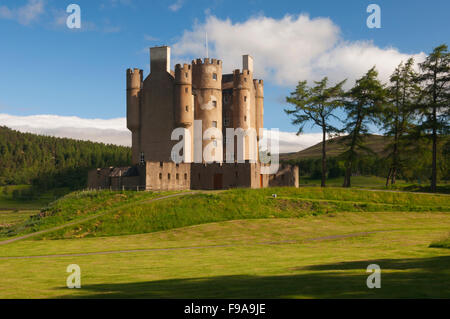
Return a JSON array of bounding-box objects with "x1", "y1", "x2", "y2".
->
[
  {"x1": 0, "y1": 188, "x2": 449, "y2": 298},
  {"x1": 2, "y1": 188, "x2": 448, "y2": 240},
  {"x1": 281, "y1": 134, "x2": 390, "y2": 161}
]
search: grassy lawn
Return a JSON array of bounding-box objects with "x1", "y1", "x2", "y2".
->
[
  {"x1": 0, "y1": 187, "x2": 448, "y2": 298},
  {"x1": 0, "y1": 212, "x2": 448, "y2": 298},
  {"x1": 430, "y1": 233, "x2": 450, "y2": 248},
  {"x1": 300, "y1": 176, "x2": 450, "y2": 193}
]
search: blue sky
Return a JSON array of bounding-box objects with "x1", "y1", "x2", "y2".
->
[{"x1": 0, "y1": 0, "x2": 448, "y2": 150}]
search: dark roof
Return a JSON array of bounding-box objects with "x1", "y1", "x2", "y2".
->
[{"x1": 107, "y1": 166, "x2": 139, "y2": 177}]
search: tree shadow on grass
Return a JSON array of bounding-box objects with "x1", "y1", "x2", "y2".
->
[{"x1": 58, "y1": 256, "x2": 450, "y2": 299}]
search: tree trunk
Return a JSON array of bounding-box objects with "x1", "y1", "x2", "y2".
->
[
  {"x1": 391, "y1": 133, "x2": 398, "y2": 185},
  {"x1": 343, "y1": 163, "x2": 352, "y2": 187},
  {"x1": 321, "y1": 126, "x2": 326, "y2": 187},
  {"x1": 386, "y1": 167, "x2": 392, "y2": 187},
  {"x1": 431, "y1": 109, "x2": 437, "y2": 192},
  {"x1": 391, "y1": 167, "x2": 397, "y2": 185}
]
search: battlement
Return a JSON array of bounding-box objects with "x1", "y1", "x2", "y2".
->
[
  {"x1": 233, "y1": 69, "x2": 251, "y2": 76},
  {"x1": 175, "y1": 63, "x2": 192, "y2": 71},
  {"x1": 233, "y1": 69, "x2": 252, "y2": 89},
  {"x1": 192, "y1": 58, "x2": 222, "y2": 66},
  {"x1": 175, "y1": 64, "x2": 192, "y2": 85},
  {"x1": 254, "y1": 79, "x2": 264, "y2": 97},
  {"x1": 126, "y1": 68, "x2": 143, "y2": 89}
]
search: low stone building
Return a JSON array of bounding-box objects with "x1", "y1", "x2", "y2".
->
[{"x1": 87, "y1": 46, "x2": 298, "y2": 191}]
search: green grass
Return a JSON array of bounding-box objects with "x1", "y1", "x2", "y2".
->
[
  {"x1": 0, "y1": 187, "x2": 448, "y2": 298},
  {"x1": 0, "y1": 189, "x2": 174, "y2": 239},
  {"x1": 0, "y1": 185, "x2": 71, "y2": 210},
  {"x1": 430, "y1": 233, "x2": 450, "y2": 249},
  {"x1": 300, "y1": 176, "x2": 450, "y2": 194},
  {"x1": 0, "y1": 212, "x2": 448, "y2": 298},
  {"x1": 0, "y1": 210, "x2": 37, "y2": 228},
  {"x1": 24, "y1": 187, "x2": 450, "y2": 240}
]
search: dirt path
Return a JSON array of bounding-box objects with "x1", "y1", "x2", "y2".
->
[
  {"x1": 0, "y1": 191, "x2": 198, "y2": 246},
  {"x1": 0, "y1": 230, "x2": 394, "y2": 260}
]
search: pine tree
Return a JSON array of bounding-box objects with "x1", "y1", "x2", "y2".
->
[
  {"x1": 416, "y1": 44, "x2": 450, "y2": 192},
  {"x1": 285, "y1": 77, "x2": 346, "y2": 187},
  {"x1": 341, "y1": 67, "x2": 386, "y2": 187},
  {"x1": 383, "y1": 58, "x2": 420, "y2": 186}
]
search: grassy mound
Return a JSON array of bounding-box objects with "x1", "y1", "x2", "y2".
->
[
  {"x1": 430, "y1": 234, "x2": 450, "y2": 249},
  {"x1": 33, "y1": 187, "x2": 450, "y2": 240},
  {"x1": 0, "y1": 190, "x2": 171, "y2": 238}
]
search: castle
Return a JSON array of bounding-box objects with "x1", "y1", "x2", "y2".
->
[{"x1": 87, "y1": 46, "x2": 298, "y2": 190}]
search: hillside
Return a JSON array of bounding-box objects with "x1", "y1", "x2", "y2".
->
[
  {"x1": 2, "y1": 187, "x2": 448, "y2": 240},
  {"x1": 281, "y1": 134, "x2": 390, "y2": 161},
  {"x1": 0, "y1": 126, "x2": 131, "y2": 189}
]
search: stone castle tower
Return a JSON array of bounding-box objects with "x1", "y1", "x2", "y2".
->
[
  {"x1": 88, "y1": 46, "x2": 298, "y2": 191},
  {"x1": 126, "y1": 46, "x2": 264, "y2": 165}
]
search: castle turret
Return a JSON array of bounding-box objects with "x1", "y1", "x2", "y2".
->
[
  {"x1": 192, "y1": 58, "x2": 223, "y2": 162},
  {"x1": 174, "y1": 63, "x2": 194, "y2": 162},
  {"x1": 126, "y1": 68, "x2": 143, "y2": 164},
  {"x1": 254, "y1": 79, "x2": 264, "y2": 140},
  {"x1": 232, "y1": 57, "x2": 257, "y2": 161},
  {"x1": 174, "y1": 63, "x2": 193, "y2": 127}
]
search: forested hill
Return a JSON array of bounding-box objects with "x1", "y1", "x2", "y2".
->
[
  {"x1": 280, "y1": 134, "x2": 390, "y2": 160},
  {"x1": 0, "y1": 126, "x2": 131, "y2": 189}
]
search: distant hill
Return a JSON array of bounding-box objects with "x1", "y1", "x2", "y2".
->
[
  {"x1": 0, "y1": 126, "x2": 131, "y2": 188},
  {"x1": 280, "y1": 134, "x2": 391, "y2": 160}
]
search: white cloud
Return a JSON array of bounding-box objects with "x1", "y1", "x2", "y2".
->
[
  {"x1": 0, "y1": 0, "x2": 44, "y2": 25},
  {"x1": 0, "y1": 114, "x2": 130, "y2": 146},
  {"x1": 169, "y1": 0, "x2": 184, "y2": 12},
  {"x1": 172, "y1": 14, "x2": 426, "y2": 87},
  {"x1": 0, "y1": 113, "x2": 321, "y2": 153},
  {"x1": 265, "y1": 130, "x2": 324, "y2": 154}
]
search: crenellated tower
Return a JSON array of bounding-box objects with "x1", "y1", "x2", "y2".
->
[
  {"x1": 126, "y1": 67, "x2": 143, "y2": 164},
  {"x1": 254, "y1": 79, "x2": 264, "y2": 141},
  {"x1": 192, "y1": 58, "x2": 223, "y2": 162},
  {"x1": 232, "y1": 54, "x2": 257, "y2": 161},
  {"x1": 174, "y1": 63, "x2": 194, "y2": 162}
]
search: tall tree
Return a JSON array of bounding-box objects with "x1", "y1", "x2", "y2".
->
[
  {"x1": 285, "y1": 77, "x2": 346, "y2": 187},
  {"x1": 383, "y1": 58, "x2": 419, "y2": 186},
  {"x1": 416, "y1": 44, "x2": 450, "y2": 192},
  {"x1": 341, "y1": 67, "x2": 386, "y2": 187}
]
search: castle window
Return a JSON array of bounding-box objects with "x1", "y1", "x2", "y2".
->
[
  {"x1": 212, "y1": 73, "x2": 217, "y2": 80},
  {"x1": 212, "y1": 121, "x2": 217, "y2": 128},
  {"x1": 184, "y1": 173, "x2": 187, "y2": 180},
  {"x1": 212, "y1": 100, "x2": 217, "y2": 107},
  {"x1": 176, "y1": 163, "x2": 179, "y2": 167},
  {"x1": 176, "y1": 173, "x2": 179, "y2": 180},
  {"x1": 159, "y1": 173, "x2": 162, "y2": 179},
  {"x1": 244, "y1": 96, "x2": 247, "y2": 102},
  {"x1": 185, "y1": 105, "x2": 189, "y2": 112},
  {"x1": 185, "y1": 72, "x2": 188, "y2": 78},
  {"x1": 185, "y1": 87, "x2": 188, "y2": 93},
  {"x1": 168, "y1": 173, "x2": 171, "y2": 180},
  {"x1": 244, "y1": 116, "x2": 247, "y2": 122},
  {"x1": 140, "y1": 152, "x2": 145, "y2": 164},
  {"x1": 244, "y1": 78, "x2": 247, "y2": 82},
  {"x1": 160, "y1": 161, "x2": 163, "y2": 167}
]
